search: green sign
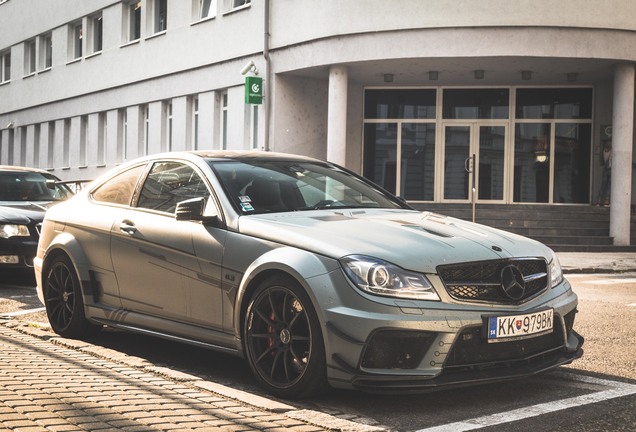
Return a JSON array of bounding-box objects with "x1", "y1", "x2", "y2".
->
[{"x1": 245, "y1": 76, "x2": 263, "y2": 105}]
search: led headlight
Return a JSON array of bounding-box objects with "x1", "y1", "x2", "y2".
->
[
  {"x1": 549, "y1": 249, "x2": 564, "y2": 287},
  {"x1": 340, "y1": 255, "x2": 440, "y2": 301},
  {"x1": 0, "y1": 224, "x2": 30, "y2": 239}
]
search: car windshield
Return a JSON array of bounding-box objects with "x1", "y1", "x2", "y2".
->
[
  {"x1": 209, "y1": 159, "x2": 407, "y2": 215},
  {"x1": 0, "y1": 171, "x2": 73, "y2": 202}
]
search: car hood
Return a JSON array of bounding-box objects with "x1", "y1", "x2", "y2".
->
[
  {"x1": 0, "y1": 201, "x2": 55, "y2": 224},
  {"x1": 238, "y1": 209, "x2": 552, "y2": 273}
]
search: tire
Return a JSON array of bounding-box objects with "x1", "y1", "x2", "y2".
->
[
  {"x1": 244, "y1": 275, "x2": 328, "y2": 398},
  {"x1": 43, "y1": 254, "x2": 101, "y2": 339}
]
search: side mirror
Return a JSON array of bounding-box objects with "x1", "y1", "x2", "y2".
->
[{"x1": 175, "y1": 197, "x2": 220, "y2": 225}]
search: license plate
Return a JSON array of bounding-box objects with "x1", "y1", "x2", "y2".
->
[{"x1": 485, "y1": 308, "x2": 553, "y2": 342}]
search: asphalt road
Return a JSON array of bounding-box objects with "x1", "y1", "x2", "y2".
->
[{"x1": 1, "y1": 271, "x2": 635, "y2": 431}]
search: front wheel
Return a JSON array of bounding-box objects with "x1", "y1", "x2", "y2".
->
[
  {"x1": 43, "y1": 254, "x2": 101, "y2": 339},
  {"x1": 244, "y1": 275, "x2": 327, "y2": 398}
]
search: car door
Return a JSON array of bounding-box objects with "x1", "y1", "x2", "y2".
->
[{"x1": 109, "y1": 160, "x2": 224, "y2": 329}]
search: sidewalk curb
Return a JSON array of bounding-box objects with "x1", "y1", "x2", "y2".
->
[{"x1": 3, "y1": 320, "x2": 386, "y2": 432}]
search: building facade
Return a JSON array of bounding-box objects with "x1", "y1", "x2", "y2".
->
[{"x1": 1, "y1": 0, "x2": 635, "y2": 244}]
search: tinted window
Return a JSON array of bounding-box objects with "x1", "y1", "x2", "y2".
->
[
  {"x1": 515, "y1": 88, "x2": 593, "y2": 119},
  {"x1": 137, "y1": 162, "x2": 209, "y2": 213},
  {"x1": 365, "y1": 89, "x2": 436, "y2": 119},
  {"x1": 443, "y1": 88, "x2": 509, "y2": 119},
  {"x1": 92, "y1": 164, "x2": 145, "y2": 206}
]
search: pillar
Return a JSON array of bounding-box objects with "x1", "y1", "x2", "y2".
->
[
  {"x1": 610, "y1": 63, "x2": 635, "y2": 246},
  {"x1": 327, "y1": 65, "x2": 348, "y2": 166}
]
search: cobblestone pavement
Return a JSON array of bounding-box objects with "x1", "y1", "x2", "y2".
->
[{"x1": 0, "y1": 324, "x2": 330, "y2": 432}]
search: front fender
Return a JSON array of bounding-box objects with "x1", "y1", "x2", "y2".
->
[{"x1": 232, "y1": 246, "x2": 340, "y2": 338}]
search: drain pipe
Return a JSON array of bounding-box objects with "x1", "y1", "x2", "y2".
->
[{"x1": 263, "y1": 0, "x2": 271, "y2": 152}]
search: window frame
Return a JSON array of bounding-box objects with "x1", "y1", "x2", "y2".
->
[
  {"x1": 24, "y1": 38, "x2": 36, "y2": 75},
  {"x1": 88, "y1": 12, "x2": 104, "y2": 55},
  {"x1": 125, "y1": 1, "x2": 142, "y2": 43},
  {"x1": 149, "y1": 0, "x2": 168, "y2": 35},
  {"x1": 69, "y1": 21, "x2": 83, "y2": 61},
  {"x1": 0, "y1": 50, "x2": 11, "y2": 83},
  {"x1": 39, "y1": 33, "x2": 52, "y2": 71}
]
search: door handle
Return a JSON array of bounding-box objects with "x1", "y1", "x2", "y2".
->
[{"x1": 119, "y1": 220, "x2": 137, "y2": 235}]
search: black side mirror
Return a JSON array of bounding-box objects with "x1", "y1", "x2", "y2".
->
[
  {"x1": 175, "y1": 197, "x2": 220, "y2": 226},
  {"x1": 175, "y1": 197, "x2": 206, "y2": 221}
]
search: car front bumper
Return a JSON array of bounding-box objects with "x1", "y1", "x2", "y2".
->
[
  {"x1": 312, "y1": 269, "x2": 583, "y2": 392},
  {"x1": 0, "y1": 236, "x2": 38, "y2": 269}
]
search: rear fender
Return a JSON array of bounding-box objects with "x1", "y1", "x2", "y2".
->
[{"x1": 41, "y1": 232, "x2": 93, "y2": 299}]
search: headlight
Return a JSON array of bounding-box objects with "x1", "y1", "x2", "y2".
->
[
  {"x1": 0, "y1": 224, "x2": 30, "y2": 239},
  {"x1": 549, "y1": 250, "x2": 564, "y2": 287},
  {"x1": 340, "y1": 255, "x2": 440, "y2": 301}
]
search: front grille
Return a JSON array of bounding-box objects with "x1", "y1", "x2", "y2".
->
[
  {"x1": 35, "y1": 223, "x2": 42, "y2": 236},
  {"x1": 437, "y1": 258, "x2": 548, "y2": 304},
  {"x1": 445, "y1": 320, "x2": 565, "y2": 368}
]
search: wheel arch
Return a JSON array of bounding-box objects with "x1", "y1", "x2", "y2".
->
[
  {"x1": 233, "y1": 247, "x2": 339, "y2": 355},
  {"x1": 41, "y1": 232, "x2": 92, "y2": 300}
]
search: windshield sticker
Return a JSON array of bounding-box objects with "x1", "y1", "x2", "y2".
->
[{"x1": 240, "y1": 202, "x2": 254, "y2": 212}]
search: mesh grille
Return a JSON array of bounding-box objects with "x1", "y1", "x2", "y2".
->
[
  {"x1": 437, "y1": 258, "x2": 548, "y2": 304},
  {"x1": 444, "y1": 321, "x2": 565, "y2": 368}
]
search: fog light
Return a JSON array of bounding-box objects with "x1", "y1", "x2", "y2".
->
[{"x1": 0, "y1": 255, "x2": 20, "y2": 264}]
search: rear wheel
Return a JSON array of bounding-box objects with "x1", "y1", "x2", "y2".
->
[
  {"x1": 43, "y1": 255, "x2": 101, "y2": 338},
  {"x1": 244, "y1": 275, "x2": 327, "y2": 398}
]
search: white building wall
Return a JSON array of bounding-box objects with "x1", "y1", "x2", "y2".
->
[{"x1": 0, "y1": 0, "x2": 634, "y2": 205}]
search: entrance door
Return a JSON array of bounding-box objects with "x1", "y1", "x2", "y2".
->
[{"x1": 442, "y1": 124, "x2": 507, "y2": 202}]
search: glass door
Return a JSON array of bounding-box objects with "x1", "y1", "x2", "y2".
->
[
  {"x1": 442, "y1": 124, "x2": 507, "y2": 202},
  {"x1": 477, "y1": 125, "x2": 506, "y2": 201},
  {"x1": 443, "y1": 125, "x2": 471, "y2": 200}
]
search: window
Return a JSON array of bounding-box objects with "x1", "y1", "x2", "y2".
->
[
  {"x1": 363, "y1": 89, "x2": 437, "y2": 200},
  {"x1": 516, "y1": 88, "x2": 593, "y2": 119},
  {"x1": 224, "y1": 0, "x2": 250, "y2": 12},
  {"x1": 192, "y1": 96, "x2": 199, "y2": 149},
  {"x1": 137, "y1": 162, "x2": 209, "y2": 213},
  {"x1": 92, "y1": 164, "x2": 145, "y2": 206},
  {"x1": 126, "y1": 1, "x2": 142, "y2": 42},
  {"x1": 198, "y1": 0, "x2": 215, "y2": 19},
  {"x1": 25, "y1": 39, "x2": 36, "y2": 74},
  {"x1": 47, "y1": 121, "x2": 55, "y2": 169},
  {"x1": 88, "y1": 13, "x2": 103, "y2": 54},
  {"x1": 0, "y1": 50, "x2": 10, "y2": 83},
  {"x1": 364, "y1": 89, "x2": 436, "y2": 119},
  {"x1": 39, "y1": 33, "x2": 52, "y2": 70},
  {"x1": 443, "y1": 88, "x2": 509, "y2": 119},
  {"x1": 165, "y1": 101, "x2": 173, "y2": 151},
  {"x1": 221, "y1": 92, "x2": 228, "y2": 149},
  {"x1": 151, "y1": 0, "x2": 168, "y2": 33},
  {"x1": 79, "y1": 115, "x2": 88, "y2": 167},
  {"x1": 230, "y1": 0, "x2": 250, "y2": 9},
  {"x1": 97, "y1": 113, "x2": 107, "y2": 166},
  {"x1": 143, "y1": 105, "x2": 149, "y2": 155},
  {"x1": 70, "y1": 21, "x2": 83, "y2": 60}
]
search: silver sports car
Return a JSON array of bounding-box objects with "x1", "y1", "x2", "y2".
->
[{"x1": 35, "y1": 151, "x2": 583, "y2": 398}]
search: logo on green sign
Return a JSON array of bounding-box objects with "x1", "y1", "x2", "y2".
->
[{"x1": 245, "y1": 76, "x2": 263, "y2": 105}]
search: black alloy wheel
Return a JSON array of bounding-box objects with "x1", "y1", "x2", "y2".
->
[
  {"x1": 44, "y1": 255, "x2": 101, "y2": 338},
  {"x1": 244, "y1": 276, "x2": 327, "y2": 398}
]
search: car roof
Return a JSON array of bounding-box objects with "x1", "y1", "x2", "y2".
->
[
  {"x1": 189, "y1": 150, "x2": 320, "y2": 163},
  {"x1": 0, "y1": 165, "x2": 56, "y2": 175}
]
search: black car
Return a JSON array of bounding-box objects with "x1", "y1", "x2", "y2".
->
[{"x1": 0, "y1": 166, "x2": 73, "y2": 272}]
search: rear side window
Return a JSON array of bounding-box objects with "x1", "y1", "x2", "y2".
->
[
  {"x1": 91, "y1": 164, "x2": 145, "y2": 206},
  {"x1": 136, "y1": 161, "x2": 209, "y2": 214}
]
